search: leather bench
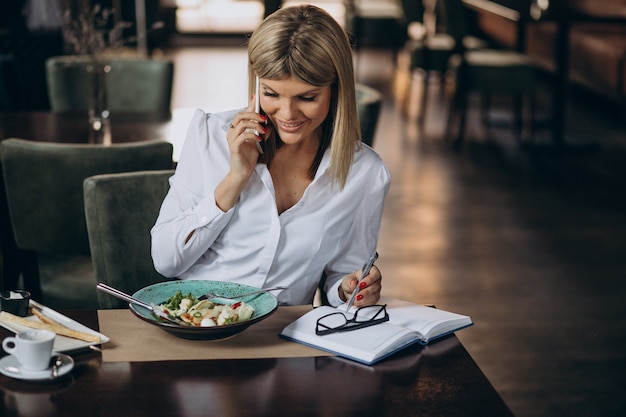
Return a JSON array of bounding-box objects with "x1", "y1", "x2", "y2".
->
[{"x1": 471, "y1": 0, "x2": 626, "y2": 112}]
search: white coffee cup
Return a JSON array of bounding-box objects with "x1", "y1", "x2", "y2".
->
[{"x1": 2, "y1": 329, "x2": 56, "y2": 371}]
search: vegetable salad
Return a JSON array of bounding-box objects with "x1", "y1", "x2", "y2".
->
[{"x1": 156, "y1": 290, "x2": 254, "y2": 327}]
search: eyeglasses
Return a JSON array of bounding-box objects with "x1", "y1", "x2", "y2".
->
[{"x1": 315, "y1": 304, "x2": 389, "y2": 336}]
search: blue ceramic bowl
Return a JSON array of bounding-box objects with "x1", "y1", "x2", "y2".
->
[{"x1": 130, "y1": 280, "x2": 279, "y2": 340}]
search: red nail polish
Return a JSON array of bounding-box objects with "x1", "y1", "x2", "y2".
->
[
  {"x1": 356, "y1": 294, "x2": 364, "y2": 301},
  {"x1": 358, "y1": 281, "x2": 367, "y2": 289},
  {"x1": 260, "y1": 114, "x2": 267, "y2": 121}
]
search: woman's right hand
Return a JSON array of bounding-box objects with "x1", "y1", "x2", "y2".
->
[
  {"x1": 214, "y1": 97, "x2": 268, "y2": 212},
  {"x1": 227, "y1": 97, "x2": 267, "y2": 179}
]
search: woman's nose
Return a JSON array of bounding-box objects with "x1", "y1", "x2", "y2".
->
[{"x1": 277, "y1": 99, "x2": 297, "y2": 119}]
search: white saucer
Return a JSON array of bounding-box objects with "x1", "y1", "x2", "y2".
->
[{"x1": 0, "y1": 353, "x2": 74, "y2": 382}]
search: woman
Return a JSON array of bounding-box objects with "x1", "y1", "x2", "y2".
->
[{"x1": 151, "y1": 5, "x2": 391, "y2": 307}]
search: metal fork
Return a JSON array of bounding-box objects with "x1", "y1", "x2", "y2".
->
[
  {"x1": 96, "y1": 282, "x2": 186, "y2": 325},
  {"x1": 198, "y1": 286, "x2": 287, "y2": 301}
]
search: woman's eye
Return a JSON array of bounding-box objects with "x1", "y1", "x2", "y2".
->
[{"x1": 261, "y1": 92, "x2": 316, "y2": 101}]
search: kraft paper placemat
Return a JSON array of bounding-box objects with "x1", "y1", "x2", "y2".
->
[{"x1": 98, "y1": 306, "x2": 333, "y2": 362}]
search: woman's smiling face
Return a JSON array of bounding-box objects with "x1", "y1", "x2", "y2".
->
[{"x1": 259, "y1": 76, "x2": 332, "y2": 147}]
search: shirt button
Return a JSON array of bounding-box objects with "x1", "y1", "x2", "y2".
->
[{"x1": 201, "y1": 216, "x2": 208, "y2": 223}]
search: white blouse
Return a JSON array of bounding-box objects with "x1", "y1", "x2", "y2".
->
[{"x1": 151, "y1": 109, "x2": 391, "y2": 306}]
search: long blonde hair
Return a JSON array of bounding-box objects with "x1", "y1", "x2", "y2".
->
[{"x1": 247, "y1": 5, "x2": 361, "y2": 189}]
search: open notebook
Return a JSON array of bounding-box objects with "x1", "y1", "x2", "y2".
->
[{"x1": 280, "y1": 298, "x2": 472, "y2": 365}]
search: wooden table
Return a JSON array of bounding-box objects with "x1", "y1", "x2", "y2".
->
[
  {"x1": 0, "y1": 109, "x2": 199, "y2": 161},
  {"x1": 0, "y1": 310, "x2": 514, "y2": 417}
]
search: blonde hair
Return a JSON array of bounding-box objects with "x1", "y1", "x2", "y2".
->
[{"x1": 247, "y1": 5, "x2": 361, "y2": 189}]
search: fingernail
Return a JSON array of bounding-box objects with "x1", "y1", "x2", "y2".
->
[
  {"x1": 358, "y1": 281, "x2": 367, "y2": 289},
  {"x1": 356, "y1": 294, "x2": 364, "y2": 301},
  {"x1": 260, "y1": 114, "x2": 267, "y2": 121}
]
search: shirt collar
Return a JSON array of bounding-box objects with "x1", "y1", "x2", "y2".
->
[
  {"x1": 313, "y1": 148, "x2": 332, "y2": 181},
  {"x1": 254, "y1": 146, "x2": 332, "y2": 185}
]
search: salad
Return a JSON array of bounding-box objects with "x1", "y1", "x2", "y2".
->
[{"x1": 156, "y1": 291, "x2": 254, "y2": 327}]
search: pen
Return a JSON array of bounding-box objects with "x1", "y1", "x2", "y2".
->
[{"x1": 344, "y1": 251, "x2": 379, "y2": 312}]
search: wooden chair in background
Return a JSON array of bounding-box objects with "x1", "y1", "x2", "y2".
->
[
  {"x1": 441, "y1": 0, "x2": 539, "y2": 147},
  {"x1": 346, "y1": 0, "x2": 408, "y2": 76},
  {"x1": 403, "y1": 0, "x2": 489, "y2": 124}
]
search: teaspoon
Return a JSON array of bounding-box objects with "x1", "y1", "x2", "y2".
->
[{"x1": 50, "y1": 355, "x2": 63, "y2": 379}]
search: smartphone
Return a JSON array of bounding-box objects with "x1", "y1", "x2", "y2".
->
[
  {"x1": 254, "y1": 76, "x2": 264, "y2": 154},
  {"x1": 254, "y1": 75, "x2": 261, "y2": 114}
]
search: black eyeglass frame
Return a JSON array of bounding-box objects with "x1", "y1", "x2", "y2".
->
[{"x1": 315, "y1": 304, "x2": 389, "y2": 336}]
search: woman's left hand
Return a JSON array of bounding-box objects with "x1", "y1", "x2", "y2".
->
[{"x1": 339, "y1": 265, "x2": 382, "y2": 308}]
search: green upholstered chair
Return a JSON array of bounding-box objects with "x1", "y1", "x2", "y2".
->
[
  {"x1": 45, "y1": 55, "x2": 174, "y2": 113},
  {"x1": 0, "y1": 139, "x2": 174, "y2": 309},
  {"x1": 84, "y1": 170, "x2": 174, "y2": 309},
  {"x1": 356, "y1": 83, "x2": 383, "y2": 147}
]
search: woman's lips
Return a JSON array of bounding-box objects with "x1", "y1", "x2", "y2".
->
[{"x1": 277, "y1": 120, "x2": 306, "y2": 133}]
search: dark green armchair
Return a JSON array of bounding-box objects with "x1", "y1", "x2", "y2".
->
[
  {"x1": 356, "y1": 83, "x2": 383, "y2": 147},
  {"x1": 0, "y1": 139, "x2": 174, "y2": 309},
  {"x1": 46, "y1": 55, "x2": 174, "y2": 113},
  {"x1": 84, "y1": 170, "x2": 174, "y2": 309}
]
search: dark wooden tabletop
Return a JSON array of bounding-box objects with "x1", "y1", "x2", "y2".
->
[
  {"x1": 0, "y1": 310, "x2": 514, "y2": 417},
  {"x1": 0, "y1": 110, "x2": 176, "y2": 144}
]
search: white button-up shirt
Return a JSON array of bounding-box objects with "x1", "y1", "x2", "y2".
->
[{"x1": 151, "y1": 109, "x2": 391, "y2": 306}]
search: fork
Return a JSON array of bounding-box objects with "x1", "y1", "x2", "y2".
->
[
  {"x1": 198, "y1": 286, "x2": 287, "y2": 301},
  {"x1": 96, "y1": 283, "x2": 186, "y2": 325}
]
